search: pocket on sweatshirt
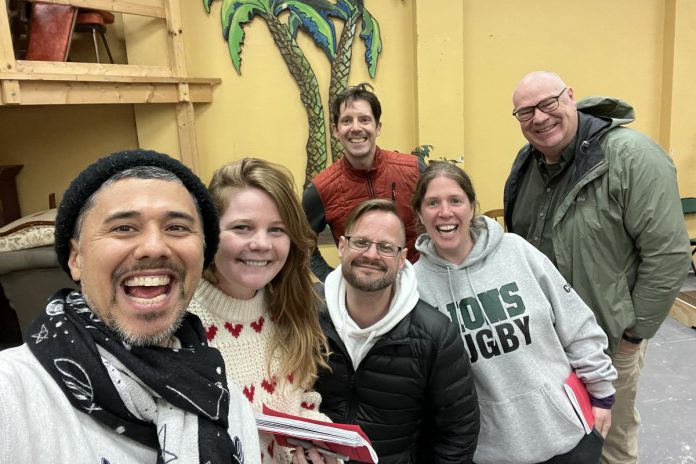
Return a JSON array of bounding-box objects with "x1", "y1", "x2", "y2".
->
[{"x1": 475, "y1": 384, "x2": 585, "y2": 464}]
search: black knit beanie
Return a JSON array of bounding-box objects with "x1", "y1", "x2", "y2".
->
[{"x1": 55, "y1": 149, "x2": 219, "y2": 277}]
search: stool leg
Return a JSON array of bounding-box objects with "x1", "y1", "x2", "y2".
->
[
  {"x1": 98, "y1": 29, "x2": 115, "y2": 64},
  {"x1": 90, "y1": 27, "x2": 101, "y2": 63}
]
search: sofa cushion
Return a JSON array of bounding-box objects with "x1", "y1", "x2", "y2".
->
[{"x1": 0, "y1": 209, "x2": 56, "y2": 253}]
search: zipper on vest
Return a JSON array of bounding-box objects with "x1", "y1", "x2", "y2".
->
[{"x1": 366, "y1": 172, "x2": 376, "y2": 198}]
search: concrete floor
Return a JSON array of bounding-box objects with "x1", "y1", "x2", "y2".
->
[{"x1": 637, "y1": 273, "x2": 696, "y2": 463}]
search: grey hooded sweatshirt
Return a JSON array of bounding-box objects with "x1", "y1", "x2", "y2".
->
[{"x1": 414, "y1": 216, "x2": 617, "y2": 464}]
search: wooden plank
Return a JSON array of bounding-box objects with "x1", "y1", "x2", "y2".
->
[
  {"x1": 1, "y1": 70, "x2": 220, "y2": 86},
  {"x1": 0, "y1": 1, "x2": 17, "y2": 72},
  {"x1": 1, "y1": 80, "x2": 21, "y2": 104},
  {"x1": 670, "y1": 291, "x2": 696, "y2": 328},
  {"x1": 25, "y1": 0, "x2": 166, "y2": 18},
  {"x1": 176, "y1": 102, "x2": 198, "y2": 172},
  {"x1": 0, "y1": 80, "x2": 213, "y2": 105},
  {"x1": 164, "y1": 0, "x2": 186, "y2": 77},
  {"x1": 165, "y1": 0, "x2": 200, "y2": 172},
  {"x1": 15, "y1": 60, "x2": 174, "y2": 78},
  {"x1": 177, "y1": 82, "x2": 190, "y2": 102}
]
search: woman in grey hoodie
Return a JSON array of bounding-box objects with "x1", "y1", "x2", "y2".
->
[{"x1": 411, "y1": 162, "x2": 617, "y2": 464}]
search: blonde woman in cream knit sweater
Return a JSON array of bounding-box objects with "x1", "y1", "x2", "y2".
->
[{"x1": 188, "y1": 158, "x2": 333, "y2": 464}]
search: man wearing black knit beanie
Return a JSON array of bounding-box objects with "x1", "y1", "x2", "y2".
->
[{"x1": 0, "y1": 149, "x2": 260, "y2": 463}]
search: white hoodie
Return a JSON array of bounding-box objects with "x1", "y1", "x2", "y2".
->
[{"x1": 324, "y1": 262, "x2": 420, "y2": 370}]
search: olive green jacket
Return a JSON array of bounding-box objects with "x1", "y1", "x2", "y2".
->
[{"x1": 505, "y1": 97, "x2": 691, "y2": 354}]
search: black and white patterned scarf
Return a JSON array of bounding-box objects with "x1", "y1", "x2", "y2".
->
[{"x1": 26, "y1": 289, "x2": 245, "y2": 464}]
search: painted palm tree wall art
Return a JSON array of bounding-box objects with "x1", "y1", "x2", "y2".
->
[
  {"x1": 202, "y1": 0, "x2": 382, "y2": 187},
  {"x1": 328, "y1": 0, "x2": 381, "y2": 162}
]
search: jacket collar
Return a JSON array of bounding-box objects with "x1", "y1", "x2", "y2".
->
[{"x1": 341, "y1": 146, "x2": 385, "y2": 180}]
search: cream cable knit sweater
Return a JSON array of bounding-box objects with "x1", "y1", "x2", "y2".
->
[{"x1": 189, "y1": 279, "x2": 328, "y2": 463}]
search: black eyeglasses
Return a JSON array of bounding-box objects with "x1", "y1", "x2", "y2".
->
[
  {"x1": 344, "y1": 236, "x2": 403, "y2": 257},
  {"x1": 512, "y1": 87, "x2": 567, "y2": 122}
]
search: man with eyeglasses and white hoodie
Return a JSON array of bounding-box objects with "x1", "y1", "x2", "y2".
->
[
  {"x1": 505, "y1": 71, "x2": 691, "y2": 464},
  {"x1": 312, "y1": 198, "x2": 479, "y2": 464}
]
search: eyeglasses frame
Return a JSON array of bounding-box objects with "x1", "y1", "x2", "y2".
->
[
  {"x1": 343, "y1": 235, "x2": 404, "y2": 258},
  {"x1": 512, "y1": 87, "x2": 568, "y2": 122}
]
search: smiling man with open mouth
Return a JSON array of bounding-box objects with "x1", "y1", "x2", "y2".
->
[
  {"x1": 302, "y1": 83, "x2": 425, "y2": 283},
  {"x1": 0, "y1": 150, "x2": 261, "y2": 463}
]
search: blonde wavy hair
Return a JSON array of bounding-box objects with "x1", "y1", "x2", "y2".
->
[{"x1": 205, "y1": 158, "x2": 329, "y2": 388}]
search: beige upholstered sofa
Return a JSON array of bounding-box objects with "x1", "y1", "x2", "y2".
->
[{"x1": 0, "y1": 210, "x2": 77, "y2": 342}]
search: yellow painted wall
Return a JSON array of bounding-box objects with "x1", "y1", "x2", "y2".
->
[
  {"x1": 0, "y1": 19, "x2": 137, "y2": 216},
  {"x1": 123, "y1": 0, "x2": 695, "y2": 265},
  {"x1": 4, "y1": 0, "x2": 693, "y2": 247},
  {"x1": 456, "y1": 0, "x2": 667, "y2": 213},
  {"x1": 0, "y1": 104, "x2": 138, "y2": 216}
]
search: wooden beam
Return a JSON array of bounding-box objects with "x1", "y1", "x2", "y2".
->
[
  {"x1": 671, "y1": 291, "x2": 696, "y2": 328},
  {"x1": 164, "y1": 0, "x2": 186, "y2": 77},
  {"x1": 1, "y1": 70, "x2": 220, "y2": 85},
  {"x1": 15, "y1": 60, "x2": 174, "y2": 78},
  {"x1": 0, "y1": 80, "x2": 214, "y2": 105},
  {"x1": 0, "y1": 2, "x2": 17, "y2": 72},
  {"x1": 24, "y1": 0, "x2": 166, "y2": 18},
  {"x1": 176, "y1": 102, "x2": 198, "y2": 173},
  {"x1": 164, "y1": 0, "x2": 200, "y2": 172},
  {"x1": 1, "y1": 80, "x2": 20, "y2": 104}
]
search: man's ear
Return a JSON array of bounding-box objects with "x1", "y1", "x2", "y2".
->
[
  {"x1": 331, "y1": 123, "x2": 339, "y2": 139},
  {"x1": 376, "y1": 121, "x2": 382, "y2": 137},
  {"x1": 338, "y1": 236, "x2": 346, "y2": 260},
  {"x1": 397, "y1": 247, "x2": 407, "y2": 272},
  {"x1": 67, "y1": 239, "x2": 82, "y2": 281}
]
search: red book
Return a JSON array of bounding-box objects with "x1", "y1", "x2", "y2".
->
[
  {"x1": 563, "y1": 371, "x2": 595, "y2": 434},
  {"x1": 256, "y1": 405, "x2": 378, "y2": 463}
]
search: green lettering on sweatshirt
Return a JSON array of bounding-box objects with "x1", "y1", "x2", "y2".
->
[
  {"x1": 500, "y1": 282, "x2": 526, "y2": 317},
  {"x1": 477, "y1": 289, "x2": 508, "y2": 323},
  {"x1": 461, "y1": 297, "x2": 485, "y2": 330},
  {"x1": 445, "y1": 302, "x2": 466, "y2": 334}
]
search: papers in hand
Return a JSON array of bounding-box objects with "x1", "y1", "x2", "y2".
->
[
  {"x1": 563, "y1": 371, "x2": 595, "y2": 434},
  {"x1": 256, "y1": 405, "x2": 379, "y2": 463}
]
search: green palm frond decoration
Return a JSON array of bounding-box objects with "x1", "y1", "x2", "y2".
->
[
  {"x1": 327, "y1": 0, "x2": 382, "y2": 162},
  {"x1": 207, "y1": 0, "x2": 334, "y2": 186},
  {"x1": 204, "y1": 0, "x2": 385, "y2": 183}
]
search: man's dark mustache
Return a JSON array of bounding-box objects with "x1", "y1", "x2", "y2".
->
[
  {"x1": 111, "y1": 259, "x2": 186, "y2": 287},
  {"x1": 352, "y1": 258, "x2": 387, "y2": 271}
]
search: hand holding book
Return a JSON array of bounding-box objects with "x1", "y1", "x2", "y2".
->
[
  {"x1": 256, "y1": 405, "x2": 379, "y2": 463},
  {"x1": 563, "y1": 371, "x2": 595, "y2": 434},
  {"x1": 287, "y1": 437, "x2": 341, "y2": 464}
]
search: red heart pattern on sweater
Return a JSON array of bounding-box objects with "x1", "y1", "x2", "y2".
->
[
  {"x1": 205, "y1": 325, "x2": 218, "y2": 341},
  {"x1": 243, "y1": 385, "x2": 255, "y2": 403},
  {"x1": 261, "y1": 378, "x2": 276, "y2": 394},
  {"x1": 251, "y1": 316, "x2": 265, "y2": 333},
  {"x1": 224, "y1": 322, "x2": 243, "y2": 338},
  {"x1": 301, "y1": 402, "x2": 316, "y2": 411},
  {"x1": 267, "y1": 440, "x2": 274, "y2": 458}
]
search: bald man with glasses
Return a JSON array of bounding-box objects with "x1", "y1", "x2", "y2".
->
[{"x1": 504, "y1": 71, "x2": 691, "y2": 464}]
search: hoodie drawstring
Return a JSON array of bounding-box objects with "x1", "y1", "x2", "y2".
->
[
  {"x1": 444, "y1": 257, "x2": 502, "y2": 350},
  {"x1": 464, "y1": 266, "x2": 502, "y2": 349}
]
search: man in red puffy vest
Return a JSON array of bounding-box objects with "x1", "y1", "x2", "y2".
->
[{"x1": 302, "y1": 83, "x2": 424, "y2": 281}]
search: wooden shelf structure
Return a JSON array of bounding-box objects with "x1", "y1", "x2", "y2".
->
[{"x1": 0, "y1": 0, "x2": 221, "y2": 171}]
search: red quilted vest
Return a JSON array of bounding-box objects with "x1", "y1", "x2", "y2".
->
[{"x1": 312, "y1": 147, "x2": 421, "y2": 263}]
